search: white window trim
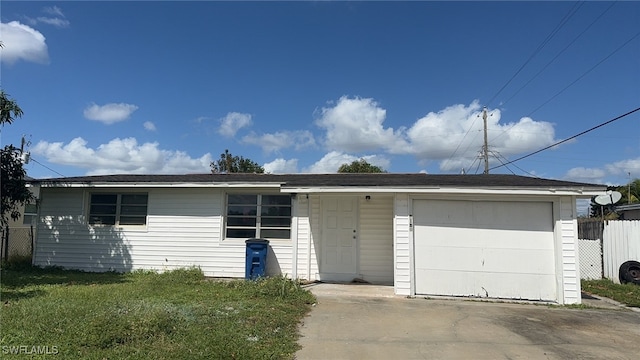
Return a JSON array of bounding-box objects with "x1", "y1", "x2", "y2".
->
[
  {"x1": 87, "y1": 192, "x2": 149, "y2": 228},
  {"x1": 224, "y1": 192, "x2": 292, "y2": 241}
]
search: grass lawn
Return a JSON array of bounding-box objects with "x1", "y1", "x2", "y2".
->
[
  {"x1": 0, "y1": 262, "x2": 315, "y2": 359},
  {"x1": 581, "y1": 279, "x2": 640, "y2": 308}
]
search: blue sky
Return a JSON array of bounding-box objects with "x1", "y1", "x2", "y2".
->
[{"x1": 1, "y1": 1, "x2": 638, "y2": 187}]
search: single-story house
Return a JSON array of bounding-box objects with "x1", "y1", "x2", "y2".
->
[
  {"x1": 615, "y1": 203, "x2": 640, "y2": 220},
  {"x1": 29, "y1": 173, "x2": 604, "y2": 304}
]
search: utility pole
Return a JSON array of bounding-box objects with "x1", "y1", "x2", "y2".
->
[
  {"x1": 482, "y1": 107, "x2": 489, "y2": 174},
  {"x1": 629, "y1": 172, "x2": 632, "y2": 204}
]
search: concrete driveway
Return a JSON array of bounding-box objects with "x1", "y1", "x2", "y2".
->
[{"x1": 296, "y1": 284, "x2": 640, "y2": 360}]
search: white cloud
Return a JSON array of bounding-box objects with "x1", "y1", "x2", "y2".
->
[
  {"x1": 32, "y1": 137, "x2": 212, "y2": 175},
  {"x1": 402, "y1": 101, "x2": 557, "y2": 172},
  {"x1": 84, "y1": 103, "x2": 139, "y2": 124},
  {"x1": 143, "y1": 121, "x2": 157, "y2": 131},
  {"x1": 242, "y1": 130, "x2": 316, "y2": 153},
  {"x1": 218, "y1": 112, "x2": 252, "y2": 137},
  {"x1": 0, "y1": 21, "x2": 49, "y2": 65},
  {"x1": 314, "y1": 97, "x2": 556, "y2": 172},
  {"x1": 303, "y1": 151, "x2": 390, "y2": 173},
  {"x1": 563, "y1": 157, "x2": 640, "y2": 186},
  {"x1": 25, "y1": 6, "x2": 69, "y2": 28},
  {"x1": 35, "y1": 17, "x2": 70, "y2": 28},
  {"x1": 43, "y1": 6, "x2": 65, "y2": 17},
  {"x1": 316, "y1": 96, "x2": 407, "y2": 153},
  {"x1": 264, "y1": 158, "x2": 299, "y2": 174},
  {"x1": 564, "y1": 167, "x2": 607, "y2": 184},
  {"x1": 605, "y1": 157, "x2": 640, "y2": 177}
]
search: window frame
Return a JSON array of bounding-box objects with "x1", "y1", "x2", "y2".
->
[
  {"x1": 23, "y1": 203, "x2": 38, "y2": 225},
  {"x1": 87, "y1": 192, "x2": 149, "y2": 228},
  {"x1": 224, "y1": 192, "x2": 292, "y2": 241}
]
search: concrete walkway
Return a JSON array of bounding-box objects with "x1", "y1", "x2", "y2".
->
[{"x1": 296, "y1": 283, "x2": 640, "y2": 360}]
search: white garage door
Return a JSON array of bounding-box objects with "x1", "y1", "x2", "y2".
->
[{"x1": 413, "y1": 200, "x2": 556, "y2": 301}]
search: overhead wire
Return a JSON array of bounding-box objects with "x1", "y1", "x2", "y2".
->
[
  {"x1": 447, "y1": 2, "x2": 584, "y2": 168},
  {"x1": 484, "y1": 1, "x2": 584, "y2": 108},
  {"x1": 489, "y1": 1, "x2": 617, "y2": 144},
  {"x1": 491, "y1": 150, "x2": 540, "y2": 178},
  {"x1": 28, "y1": 157, "x2": 65, "y2": 177},
  {"x1": 499, "y1": 1, "x2": 616, "y2": 110},
  {"x1": 489, "y1": 106, "x2": 640, "y2": 172},
  {"x1": 526, "y1": 30, "x2": 640, "y2": 117}
]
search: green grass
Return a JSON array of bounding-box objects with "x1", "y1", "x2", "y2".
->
[
  {"x1": 0, "y1": 264, "x2": 315, "y2": 359},
  {"x1": 582, "y1": 279, "x2": 640, "y2": 308}
]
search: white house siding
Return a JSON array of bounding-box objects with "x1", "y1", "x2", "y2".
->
[
  {"x1": 558, "y1": 196, "x2": 580, "y2": 304},
  {"x1": 306, "y1": 195, "x2": 321, "y2": 281},
  {"x1": 393, "y1": 194, "x2": 412, "y2": 295},
  {"x1": 34, "y1": 187, "x2": 293, "y2": 278},
  {"x1": 358, "y1": 195, "x2": 394, "y2": 284},
  {"x1": 294, "y1": 195, "x2": 312, "y2": 280}
]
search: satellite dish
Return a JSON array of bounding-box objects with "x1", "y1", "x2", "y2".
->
[{"x1": 594, "y1": 191, "x2": 622, "y2": 206}]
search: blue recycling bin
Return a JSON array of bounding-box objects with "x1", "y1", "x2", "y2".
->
[{"x1": 245, "y1": 238, "x2": 269, "y2": 280}]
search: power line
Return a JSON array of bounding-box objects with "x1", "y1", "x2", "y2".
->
[
  {"x1": 29, "y1": 156, "x2": 65, "y2": 177},
  {"x1": 449, "y1": 2, "x2": 583, "y2": 166},
  {"x1": 500, "y1": 2, "x2": 616, "y2": 110},
  {"x1": 527, "y1": 30, "x2": 640, "y2": 117},
  {"x1": 489, "y1": 106, "x2": 640, "y2": 171},
  {"x1": 485, "y1": 1, "x2": 584, "y2": 108},
  {"x1": 490, "y1": 150, "x2": 540, "y2": 178},
  {"x1": 488, "y1": 27, "x2": 639, "y2": 150}
]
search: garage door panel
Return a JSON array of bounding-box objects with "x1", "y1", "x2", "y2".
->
[
  {"x1": 417, "y1": 248, "x2": 555, "y2": 274},
  {"x1": 416, "y1": 269, "x2": 557, "y2": 300},
  {"x1": 423, "y1": 227, "x2": 555, "y2": 249},
  {"x1": 415, "y1": 200, "x2": 552, "y2": 231},
  {"x1": 413, "y1": 200, "x2": 556, "y2": 301}
]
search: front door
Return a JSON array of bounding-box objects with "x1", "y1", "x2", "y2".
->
[{"x1": 321, "y1": 197, "x2": 358, "y2": 276}]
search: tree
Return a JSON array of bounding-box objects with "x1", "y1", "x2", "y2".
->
[
  {"x1": 338, "y1": 159, "x2": 387, "y2": 173},
  {"x1": 1, "y1": 90, "x2": 34, "y2": 227},
  {"x1": 1, "y1": 90, "x2": 24, "y2": 125},
  {"x1": 210, "y1": 149, "x2": 264, "y2": 173}
]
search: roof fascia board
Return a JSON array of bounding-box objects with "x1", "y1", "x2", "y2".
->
[
  {"x1": 281, "y1": 186, "x2": 604, "y2": 197},
  {"x1": 39, "y1": 182, "x2": 282, "y2": 188}
]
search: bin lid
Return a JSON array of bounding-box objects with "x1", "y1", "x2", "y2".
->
[{"x1": 245, "y1": 238, "x2": 270, "y2": 244}]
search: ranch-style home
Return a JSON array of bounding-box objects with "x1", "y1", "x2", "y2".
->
[{"x1": 29, "y1": 173, "x2": 604, "y2": 305}]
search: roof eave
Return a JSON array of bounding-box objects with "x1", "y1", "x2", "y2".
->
[
  {"x1": 38, "y1": 181, "x2": 283, "y2": 188},
  {"x1": 281, "y1": 185, "x2": 605, "y2": 197}
]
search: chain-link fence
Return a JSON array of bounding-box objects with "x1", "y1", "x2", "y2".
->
[
  {"x1": 1, "y1": 226, "x2": 34, "y2": 261},
  {"x1": 578, "y1": 238, "x2": 603, "y2": 280}
]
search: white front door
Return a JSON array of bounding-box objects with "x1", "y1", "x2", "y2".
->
[{"x1": 321, "y1": 197, "x2": 358, "y2": 276}]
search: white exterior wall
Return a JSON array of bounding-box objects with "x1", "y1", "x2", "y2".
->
[
  {"x1": 34, "y1": 188, "x2": 293, "y2": 278},
  {"x1": 358, "y1": 195, "x2": 394, "y2": 284},
  {"x1": 393, "y1": 194, "x2": 412, "y2": 295},
  {"x1": 306, "y1": 195, "x2": 321, "y2": 281},
  {"x1": 557, "y1": 196, "x2": 581, "y2": 304}
]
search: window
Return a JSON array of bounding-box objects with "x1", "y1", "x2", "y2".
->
[
  {"x1": 23, "y1": 203, "x2": 37, "y2": 225},
  {"x1": 226, "y1": 194, "x2": 291, "y2": 239},
  {"x1": 89, "y1": 193, "x2": 148, "y2": 226}
]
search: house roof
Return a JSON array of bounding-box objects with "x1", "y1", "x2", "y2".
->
[
  {"x1": 615, "y1": 203, "x2": 640, "y2": 211},
  {"x1": 30, "y1": 173, "x2": 603, "y2": 190}
]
